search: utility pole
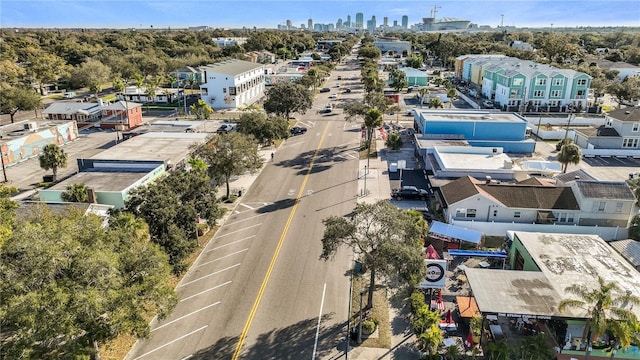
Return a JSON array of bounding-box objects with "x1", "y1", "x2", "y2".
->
[{"x1": 1, "y1": 149, "x2": 7, "y2": 183}]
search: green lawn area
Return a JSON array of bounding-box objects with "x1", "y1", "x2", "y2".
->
[{"x1": 350, "y1": 275, "x2": 392, "y2": 349}]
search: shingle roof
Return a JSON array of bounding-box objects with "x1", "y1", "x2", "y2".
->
[
  {"x1": 609, "y1": 239, "x2": 640, "y2": 267},
  {"x1": 440, "y1": 176, "x2": 481, "y2": 204},
  {"x1": 574, "y1": 180, "x2": 635, "y2": 200},
  {"x1": 203, "y1": 59, "x2": 263, "y2": 76},
  {"x1": 555, "y1": 169, "x2": 597, "y2": 184},
  {"x1": 43, "y1": 102, "x2": 101, "y2": 115},
  {"x1": 606, "y1": 107, "x2": 640, "y2": 122},
  {"x1": 479, "y1": 184, "x2": 579, "y2": 209}
]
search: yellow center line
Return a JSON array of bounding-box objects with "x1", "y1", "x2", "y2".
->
[{"x1": 232, "y1": 121, "x2": 331, "y2": 359}]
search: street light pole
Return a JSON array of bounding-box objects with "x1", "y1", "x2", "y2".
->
[
  {"x1": 358, "y1": 289, "x2": 364, "y2": 344},
  {"x1": 363, "y1": 165, "x2": 367, "y2": 196},
  {"x1": 1, "y1": 150, "x2": 8, "y2": 183}
]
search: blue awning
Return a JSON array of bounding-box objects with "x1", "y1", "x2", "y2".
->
[
  {"x1": 428, "y1": 221, "x2": 482, "y2": 244},
  {"x1": 448, "y1": 249, "x2": 508, "y2": 259}
]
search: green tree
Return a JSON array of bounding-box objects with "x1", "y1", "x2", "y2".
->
[
  {"x1": 263, "y1": 82, "x2": 312, "y2": 120},
  {"x1": 558, "y1": 276, "x2": 640, "y2": 360},
  {"x1": 363, "y1": 108, "x2": 383, "y2": 168},
  {"x1": 607, "y1": 77, "x2": 640, "y2": 108},
  {"x1": 418, "y1": 88, "x2": 430, "y2": 107},
  {"x1": 385, "y1": 132, "x2": 403, "y2": 150},
  {"x1": 405, "y1": 54, "x2": 423, "y2": 69},
  {"x1": 193, "y1": 132, "x2": 263, "y2": 199},
  {"x1": 320, "y1": 200, "x2": 425, "y2": 309},
  {"x1": 0, "y1": 184, "x2": 18, "y2": 246},
  {"x1": 112, "y1": 77, "x2": 126, "y2": 93},
  {"x1": 388, "y1": 69, "x2": 408, "y2": 92},
  {"x1": 557, "y1": 142, "x2": 582, "y2": 173},
  {"x1": 446, "y1": 88, "x2": 458, "y2": 108},
  {"x1": 0, "y1": 59, "x2": 26, "y2": 90},
  {"x1": 606, "y1": 317, "x2": 640, "y2": 360},
  {"x1": 38, "y1": 143, "x2": 68, "y2": 181},
  {"x1": 61, "y1": 183, "x2": 89, "y2": 203},
  {"x1": 627, "y1": 178, "x2": 640, "y2": 207},
  {"x1": 26, "y1": 52, "x2": 68, "y2": 95},
  {"x1": 429, "y1": 97, "x2": 444, "y2": 109},
  {"x1": 0, "y1": 205, "x2": 176, "y2": 358},
  {"x1": 190, "y1": 99, "x2": 214, "y2": 119},
  {"x1": 412, "y1": 301, "x2": 442, "y2": 355},
  {"x1": 69, "y1": 59, "x2": 111, "y2": 97},
  {"x1": 519, "y1": 333, "x2": 555, "y2": 360},
  {"x1": 0, "y1": 86, "x2": 42, "y2": 123},
  {"x1": 126, "y1": 169, "x2": 224, "y2": 274},
  {"x1": 487, "y1": 339, "x2": 513, "y2": 360},
  {"x1": 237, "y1": 112, "x2": 289, "y2": 145},
  {"x1": 358, "y1": 45, "x2": 381, "y2": 61}
]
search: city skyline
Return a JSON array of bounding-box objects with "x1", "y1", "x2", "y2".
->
[{"x1": 1, "y1": 0, "x2": 639, "y2": 29}]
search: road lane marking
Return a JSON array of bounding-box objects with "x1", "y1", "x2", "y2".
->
[
  {"x1": 239, "y1": 203, "x2": 254, "y2": 210},
  {"x1": 197, "y1": 249, "x2": 248, "y2": 267},
  {"x1": 180, "y1": 281, "x2": 232, "y2": 302},
  {"x1": 152, "y1": 302, "x2": 221, "y2": 332},
  {"x1": 206, "y1": 236, "x2": 256, "y2": 252},
  {"x1": 215, "y1": 223, "x2": 262, "y2": 238},
  {"x1": 180, "y1": 356, "x2": 193, "y2": 360},
  {"x1": 232, "y1": 121, "x2": 331, "y2": 360},
  {"x1": 312, "y1": 283, "x2": 327, "y2": 360},
  {"x1": 178, "y1": 264, "x2": 240, "y2": 287},
  {"x1": 132, "y1": 326, "x2": 207, "y2": 360}
]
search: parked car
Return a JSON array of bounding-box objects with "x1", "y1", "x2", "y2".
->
[
  {"x1": 482, "y1": 100, "x2": 494, "y2": 108},
  {"x1": 343, "y1": 88, "x2": 352, "y2": 93},
  {"x1": 336, "y1": 83, "x2": 341, "y2": 88},
  {"x1": 391, "y1": 186, "x2": 429, "y2": 200},
  {"x1": 290, "y1": 126, "x2": 307, "y2": 135},
  {"x1": 337, "y1": 76, "x2": 342, "y2": 80},
  {"x1": 320, "y1": 87, "x2": 331, "y2": 93},
  {"x1": 216, "y1": 123, "x2": 236, "y2": 134},
  {"x1": 437, "y1": 94, "x2": 450, "y2": 103},
  {"x1": 329, "y1": 94, "x2": 338, "y2": 99},
  {"x1": 63, "y1": 92, "x2": 77, "y2": 99},
  {"x1": 408, "y1": 85, "x2": 421, "y2": 90},
  {"x1": 468, "y1": 88, "x2": 477, "y2": 97}
]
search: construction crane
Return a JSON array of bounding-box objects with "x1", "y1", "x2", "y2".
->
[{"x1": 430, "y1": 5, "x2": 441, "y2": 19}]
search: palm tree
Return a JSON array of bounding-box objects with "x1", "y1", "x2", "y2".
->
[
  {"x1": 519, "y1": 333, "x2": 555, "y2": 360},
  {"x1": 61, "y1": 183, "x2": 89, "y2": 202},
  {"x1": 429, "y1": 97, "x2": 444, "y2": 109},
  {"x1": 108, "y1": 212, "x2": 149, "y2": 243},
  {"x1": 487, "y1": 339, "x2": 513, "y2": 360},
  {"x1": 363, "y1": 108, "x2": 383, "y2": 168},
  {"x1": 607, "y1": 317, "x2": 640, "y2": 359},
  {"x1": 558, "y1": 276, "x2": 640, "y2": 360},
  {"x1": 418, "y1": 88, "x2": 430, "y2": 108},
  {"x1": 385, "y1": 132, "x2": 403, "y2": 150},
  {"x1": 133, "y1": 73, "x2": 145, "y2": 89},
  {"x1": 38, "y1": 144, "x2": 68, "y2": 181},
  {"x1": 447, "y1": 88, "x2": 458, "y2": 108},
  {"x1": 557, "y1": 142, "x2": 582, "y2": 173}
]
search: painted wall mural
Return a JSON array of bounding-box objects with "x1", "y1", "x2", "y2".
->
[{"x1": 1, "y1": 121, "x2": 78, "y2": 167}]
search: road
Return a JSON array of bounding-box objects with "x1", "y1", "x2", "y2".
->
[{"x1": 126, "y1": 58, "x2": 364, "y2": 360}]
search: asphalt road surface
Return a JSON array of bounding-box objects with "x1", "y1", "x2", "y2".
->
[{"x1": 126, "y1": 58, "x2": 363, "y2": 360}]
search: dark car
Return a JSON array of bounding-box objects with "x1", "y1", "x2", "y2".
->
[
  {"x1": 320, "y1": 87, "x2": 331, "y2": 93},
  {"x1": 216, "y1": 123, "x2": 236, "y2": 134},
  {"x1": 391, "y1": 186, "x2": 429, "y2": 200},
  {"x1": 290, "y1": 126, "x2": 307, "y2": 135},
  {"x1": 343, "y1": 88, "x2": 352, "y2": 93}
]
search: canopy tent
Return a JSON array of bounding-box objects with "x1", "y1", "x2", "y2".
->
[
  {"x1": 456, "y1": 296, "x2": 480, "y2": 318},
  {"x1": 448, "y1": 249, "x2": 507, "y2": 259},
  {"x1": 428, "y1": 221, "x2": 482, "y2": 245}
]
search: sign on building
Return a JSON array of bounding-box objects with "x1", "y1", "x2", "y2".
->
[{"x1": 418, "y1": 259, "x2": 447, "y2": 289}]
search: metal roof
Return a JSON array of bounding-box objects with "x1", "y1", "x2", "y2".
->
[
  {"x1": 609, "y1": 239, "x2": 640, "y2": 267},
  {"x1": 202, "y1": 59, "x2": 263, "y2": 76},
  {"x1": 429, "y1": 221, "x2": 482, "y2": 244}
]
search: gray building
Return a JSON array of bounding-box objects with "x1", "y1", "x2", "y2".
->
[{"x1": 574, "y1": 107, "x2": 640, "y2": 150}]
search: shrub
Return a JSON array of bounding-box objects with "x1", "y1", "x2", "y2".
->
[
  {"x1": 556, "y1": 138, "x2": 573, "y2": 151},
  {"x1": 362, "y1": 319, "x2": 376, "y2": 334},
  {"x1": 410, "y1": 291, "x2": 426, "y2": 312}
]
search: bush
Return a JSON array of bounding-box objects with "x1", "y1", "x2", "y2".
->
[
  {"x1": 362, "y1": 319, "x2": 376, "y2": 334},
  {"x1": 410, "y1": 291, "x2": 426, "y2": 312}
]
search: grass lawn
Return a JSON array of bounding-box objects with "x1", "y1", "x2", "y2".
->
[
  {"x1": 350, "y1": 276, "x2": 392, "y2": 349},
  {"x1": 359, "y1": 140, "x2": 378, "y2": 160}
]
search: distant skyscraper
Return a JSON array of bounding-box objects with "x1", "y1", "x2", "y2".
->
[
  {"x1": 346, "y1": 15, "x2": 351, "y2": 28},
  {"x1": 308, "y1": 18, "x2": 313, "y2": 30},
  {"x1": 337, "y1": 18, "x2": 343, "y2": 29},
  {"x1": 393, "y1": 20, "x2": 398, "y2": 27},
  {"x1": 368, "y1": 16, "x2": 376, "y2": 32},
  {"x1": 402, "y1": 15, "x2": 408, "y2": 29},
  {"x1": 383, "y1": 17, "x2": 388, "y2": 28},
  {"x1": 355, "y1": 12, "x2": 364, "y2": 29},
  {"x1": 286, "y1": 19, "x2": 292, "y2": 30}
]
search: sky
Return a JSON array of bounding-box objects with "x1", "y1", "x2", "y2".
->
[{"x1": 1, "y1": 0, "x2": 639, "y2": 29}]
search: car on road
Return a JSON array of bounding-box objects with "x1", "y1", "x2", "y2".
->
[
  {"x1": 329, "y1": 94, "x2": 338, "y2": 99},
  {"x1": 408, "y1": 85, "x2": 421, "y2": 90},
  {"x1": 320, "y1": 87, "x2": 331, "y2": 93},
  {"x1": 468, "y1": 88, "x2": 477, "y2": 97},
  {"x1": 63, "y1": 92, "x2": 77, "y2": 99},
  {"x1": 343, "y1": 88, "x2": 352, "y2": 93},
  {"x1": 216, "y1": 123, "x2": 236, "y2": 134},
  {"x1": 391, "y1": 186, "x2": 429, "y2": 200},
  {"x1": 290, "y1": 126, "x2": 307, "y2": 135},
  {"x1": 482, "y1": 100, "x2": 494, "y2": 108},
  {"x1": 336, "y1": 83, "x2": 341, "y2": 88}
]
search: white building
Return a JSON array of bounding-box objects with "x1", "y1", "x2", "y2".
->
[
  {"x1": 199, "y1": 60, "x2": 266, "y2": 110},
  {"x1": 212, "y1": 37, "x2": 247, "y2": 47}
]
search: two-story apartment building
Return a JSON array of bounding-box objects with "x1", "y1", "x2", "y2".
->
[
  {"x1": 438, "y1": 175, "x2": 635, "y2": 240},
  {"x1": 199, "y1": 60, "x2": 266, "y2": 110},
  {"x1": 574, "y1": 107, "x2": 640, "y2": 151},
  {"x1": 43, "y1": 101, "x2": 143, "y2": 130}
]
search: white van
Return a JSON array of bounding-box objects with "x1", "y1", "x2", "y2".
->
[{"x1": 63, "y1": 92, "x2": 77, "y2": 99}]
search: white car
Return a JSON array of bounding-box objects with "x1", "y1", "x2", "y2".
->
[
  {"x1": 482, "y1": 100, "x2": 494, "y2": 108},
  {"x1": 329, "y1": 94, "x2": 338, "y2": 99},
  {"x1": 408, "y1": 85, "x2": 421, "y2": 90}
]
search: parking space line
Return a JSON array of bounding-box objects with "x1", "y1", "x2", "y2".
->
[
  {"x1": 215, "y1": 223, "x2": 261, "y2": 238},
  {"x1": 224, "y1": 213, "x2": 266, "y2": 226},
  {"x1": 180, "y1": 281, "x2": 232, "y2": 302},
  {"x1": 132, "y1": 326, "x2": 207, "y2": 360},
  {"x1": 197, "y1": 249, "x2": 248, "y2": 267},
  {"x1": 152, "y1": 302, "x2": 221, "y2": 332},
  {"x1": 239, "y1": 203, "x2": 254, "y2": 210},
  {"x1": 178, "y1": 264, "x2": 240, "y2": 287},
  {"x1": 207, "y1": 236, "x2": 256, "y2": 253}
]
